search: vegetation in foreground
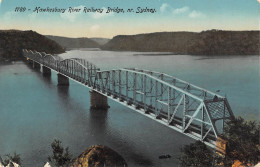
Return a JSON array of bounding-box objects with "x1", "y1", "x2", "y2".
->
[
  {"x1": 179, "y1": 117, "x2": 260, "y2": 167},
  {"x1": 48, "y1": 139, "x2": 72, "y2": 167},
  {"x1": 48, "y1": 140, "x2": 127, "y2": 167},
  {"x1": 0, "y1": 152, "x2": 21, "y2": 166},
  {"x1": 1, "y1": 116, "x2": 258, "y2": 167}
]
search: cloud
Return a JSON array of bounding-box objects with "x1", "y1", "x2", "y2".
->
[
  {"x1": 60, "y1": 5, "x2": 84, "y2": 22},
  {"x1": 4, "y1": 11, "x2": 17, "y2": 20},
  {"x1": 173, "y1": 6, "x2": 189, "y2": 14},
  {"x1": 28, "y1": 10, "x2": 51, "y2": 21},
  {"x1": 90, "y1": 25, "x2": 100, "y2": 32},
  {"x1": 189, "y1": 10, "x2": 206, "y2": 18},
  {"x1": 90, "y1": 7, "x2": 114, "y2": 19},
  {"x1": 28, "y1": 12, "x2": 37, "y2": 20},
  {"x1": 160, "y1": 3, "x2": 169, "y2": 13}
]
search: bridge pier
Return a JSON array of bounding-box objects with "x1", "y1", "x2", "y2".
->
[
  {"x1": 90, "y1": 90, "x2": 109, "y2": 110},
  {"x1": 57, "y1": 73, "x2": 69, "y2": 86},
  {"x1": 42, "y1": 66, "x2": 51, "y2": 75},
  {"x1": 32, "y1": 61, "x2": 41, "y2": 70}
]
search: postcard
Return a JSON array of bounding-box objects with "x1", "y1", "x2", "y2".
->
[{"x1": 0, "y1": 0, "x2": 259, "y2": 167}]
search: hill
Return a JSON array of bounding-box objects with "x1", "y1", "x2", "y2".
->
[
  {"x1": 0, "y1": 30, "x2": 65, "y2": 61},
  {"x1": 102, "y1": 30, "x2": 260, "y2": 55},
  {"x1": 46, "y1": 35, "x2": 100, "y2": 50},
  {"x1": 90, "y1": 38, "x2": 110, "y2": 45}
]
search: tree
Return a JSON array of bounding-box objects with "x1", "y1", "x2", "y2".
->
[
  {"x1": 179, "y1": 117, "x2": 260, "y2": 167},
  {"x1": 0, "y1": 152, "x2": 21, "y2": 166},
  {"x1": 222, "y1": 117, "x2": 260, "y2": 166},
  {"x1": 48, "y1": 139, "x2": 72, "y2": 167},
  {"x1": 179, "y1": 141, "x2": 215, "y2": 167}
]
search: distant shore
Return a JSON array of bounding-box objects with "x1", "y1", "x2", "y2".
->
[
  {"x1": 101, "y1": 30, "x2": 260, "y2": 55},
  {"x1": 1, "y1": 29, "x2": 259, "y2": 62}
]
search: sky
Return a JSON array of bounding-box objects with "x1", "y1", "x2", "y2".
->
[{"x1": 0, "y1": 0, "x2": 259, "y2": 38}]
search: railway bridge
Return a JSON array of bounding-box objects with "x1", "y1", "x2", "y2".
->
[{"x1": 23, "y1": 49, "x2": 235, "y2": 149}]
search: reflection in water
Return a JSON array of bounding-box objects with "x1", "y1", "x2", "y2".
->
[
  {"x1": 42, "y1": 73, "x2": 52, "y2": 84},
  {"x1": 24, "y1": 61, "x2": 34, "y2": 69},
  {"x1": 42, "y1": 72, "x2": 51, "y2": 78},
  {"x1": 28, "y1": 64, "x2": 55, "y2": 88},
  {"x1": 130, "y1": 153, "x2": 154, "y2": 166},
  {"x1": 56, "y1": 85, "x2": 80, "y2": 113},
  {"x1": 89, "y1": 109, "x2": 108, "y2": 135},
  {"x1": 57, "y1": 86, "x2": 69, "y2": 98},
  {"x1": 88, "y1": 108, "x2": 154, "y2": 166}
]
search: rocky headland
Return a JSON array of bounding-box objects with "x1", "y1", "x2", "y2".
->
[{"x1": 0, "y1": 30, "x2": 65, "y2": 61}]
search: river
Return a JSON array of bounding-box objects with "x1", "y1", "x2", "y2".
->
[{"x1": 0, "y1": 50, "x2": 259, "y2": 167}]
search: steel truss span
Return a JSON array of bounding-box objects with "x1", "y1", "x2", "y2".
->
[{"x1": 23, "y1": 49, "x2": 235, "y2": 148}]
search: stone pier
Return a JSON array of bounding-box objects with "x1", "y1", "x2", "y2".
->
[
  {"x1": 57, "y1": 73, "x2": 69, "y2": 86},
  {"x1": 32, "y1": 61, "x2": 41, "y2": 69},
  {"x1": 42, "y1": 66, "x2": 51, "y2": 75},
  {"x1": 90, "y1": 90, "x2": 109, "y2": 110}
]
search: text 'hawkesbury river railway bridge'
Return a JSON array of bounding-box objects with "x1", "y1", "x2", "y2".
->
[{"x1": 23, "y1": 49, "x2": 235, "y2": 150}]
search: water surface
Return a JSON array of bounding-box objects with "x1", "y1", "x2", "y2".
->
[{"x1": 0, "y1": 51, "x2": 259, "y2": 167}]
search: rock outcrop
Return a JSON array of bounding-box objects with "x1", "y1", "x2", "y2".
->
[
  {"x1": 70, "y1": 145, "x2": 127, "y2": 167},
  {"x1": 0, "y1": 30, "x2": 65, "y2": 61},
  {"x1": 102, "y1": 30, "x2": 260, "y2": 55}
]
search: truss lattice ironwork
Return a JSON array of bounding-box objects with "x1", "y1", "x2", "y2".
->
[{"x1": 23, "y1": 49, "x2": 235, "y2": 148}]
